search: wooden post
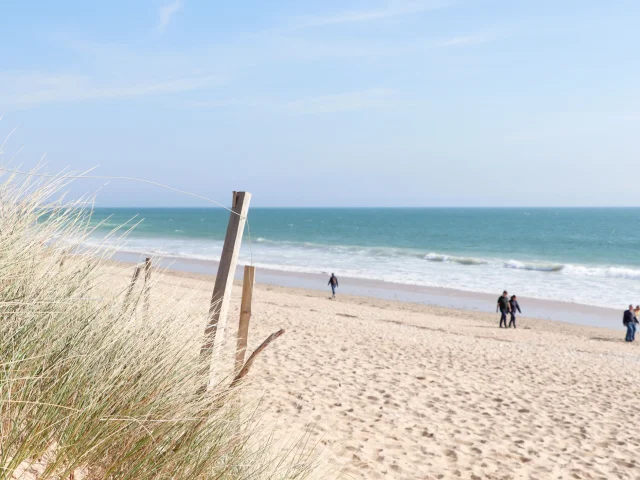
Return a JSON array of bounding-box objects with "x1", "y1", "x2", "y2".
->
[
  {"x1": 143, "y1": 257, "x2": 151, "y2": 319},
  {"x1": 200, "y1": 191, "x2": 251, "y2": 386},
  {"x1": 235, "y1": 265, "x2": 255, "y2": 375},
  {"x1": 144, "y1": 257, "x2": 152, "y2": 282},
  {"x1": 124, "y1": 265, "x2": 141, "y2": 306}
]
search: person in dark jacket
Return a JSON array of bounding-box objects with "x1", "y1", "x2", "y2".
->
[
  {"x1": 623, "y1": 305, "x2": 637, "y2": 342},
  {"x1": 328, "y1": 273, "x2": 339, "y2": 299},
  {"x1": 508, "y1": 295, "x2": 522, "y2": 328},
  {"x1": 497, "y1": 291, "x2": 510, "y2": 328}
]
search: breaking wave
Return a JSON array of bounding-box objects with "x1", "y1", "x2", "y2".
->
[
  {"x1": 563, "y1": 265, "x2": 640, "y2": 280},
  {"x1": 504, "y1": 260, "x2": 565, "y2": 272},
  {"x1": 425, "y1": 253, "x2": 487, "y2": 265}
]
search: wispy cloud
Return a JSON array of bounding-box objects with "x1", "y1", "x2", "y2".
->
[
  {"x1": 0, "y1": 72, "x2": 222, "y2": 108},
  {"x1": 183, "y1": 97, "x2": 272, "y2": 110},
  {"x1": 184, "y1": 89, "x2": 399, "y2": 115},
  {"x1": 285, "y1": 88, "x2": 398, "y2": 115},
  {"x1": 157, "y1": 0, "x2": 184, "y2": 33},
  {"x1": 437, "y1": 35, "x2": 490, "y2": 47},
  {"x1": 297, "y1": 0, "x2": 449, "y2": 27}
]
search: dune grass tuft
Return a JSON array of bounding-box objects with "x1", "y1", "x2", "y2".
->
[{"x1": 0, "y1": 171, "x2": 312, "y2": 479}]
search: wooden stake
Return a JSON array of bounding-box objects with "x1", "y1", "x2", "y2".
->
[
  {"x1": 143, "y1": 257, "x2": 151, "y2": 319},
  {"x1": 235, "y1": 265, "x2": 255, "y2": 375},
  {"x1": 144, "y1": 257, "x2": 152, "y2": 282},
  {"x1": 124, "y1": 265, "x2": 141, "y2": 306},
  {"x1": 200, "y1": 191, "x2": 251, "y2": 386},
  {"x1": 59, "y1": 250, "x2": 67, "y2": 267}
]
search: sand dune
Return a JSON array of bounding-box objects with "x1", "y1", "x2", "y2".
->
[{"x1": 105, "y1": 263, "x2": 640, "y2": 479}]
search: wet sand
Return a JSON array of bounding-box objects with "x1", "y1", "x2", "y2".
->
[{"x1": 113, "y1": 251, "x2": 621, "y2": 328}]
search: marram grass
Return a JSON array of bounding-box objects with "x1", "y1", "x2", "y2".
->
[{"x1": 0, "y1": 171, "x2": 313, "y2": 479}]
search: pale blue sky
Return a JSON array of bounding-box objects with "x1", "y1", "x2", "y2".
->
[{"x1": 1, "y1": 0, "x2": 639, "y2": 207}]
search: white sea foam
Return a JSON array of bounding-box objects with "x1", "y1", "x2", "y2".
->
[
  {"x1": 504, "y1": 260, "x2": 564, "y2": 272},
  {"x1": 563, "y1": 265, "x2": 640, "y2": 280},
  {"x1": 86, "y1": 234, "x2": 640, "y2": 309},
  {"x1": 425, "y1": 253, "x2": 487, "y2": 265}
]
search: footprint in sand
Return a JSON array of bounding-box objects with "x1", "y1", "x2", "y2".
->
[{"x1": 444, "y1": 449, "x2": 458, "y2": 461}]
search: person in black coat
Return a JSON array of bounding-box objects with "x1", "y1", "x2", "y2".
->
[
  {"x1": 623, "y1": 305, "x2": 637, "y2": 342},
  {"x1": 328, "y1": 273, "x2": 339, "y2": 299},
  {"x1": 508, "y1": 295, "x2": 522, "y2": 328},
  {"x1": 497, "y1": 291, "x2": 510, "y2": 328}
]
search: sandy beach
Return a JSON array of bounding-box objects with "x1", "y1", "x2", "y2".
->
[
  {"x1": 98, "y1": 261, "x2": 640, "y2": 480},
  {"x1": 9, "y1": 2, "x2": 640, "y2": 477}
]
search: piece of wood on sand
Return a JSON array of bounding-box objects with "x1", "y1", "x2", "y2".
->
[{"x1": 231, "y1": 329, "x2": 285, "y2": 388}]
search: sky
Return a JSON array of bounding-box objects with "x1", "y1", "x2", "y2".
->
[{"x1": 1, "y1": 0, "x2": 639, "y2": 207}]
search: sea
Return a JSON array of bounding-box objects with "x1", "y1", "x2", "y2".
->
[{"x1": 88, "y1": 208, "x2": 640, "y2": 310}]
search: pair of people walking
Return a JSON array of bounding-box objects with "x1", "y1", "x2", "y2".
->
[
  {"x1": 623, "y1": 305, "x2": 639, "y2": 342},
  {"x1": 497, "y1": 291, "x2": 522, "y2": 328}
]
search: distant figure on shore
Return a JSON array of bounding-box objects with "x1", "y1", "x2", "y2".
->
[
  {"x1": 497, "y1": 291, "x2": 510, "y2": 328},
  {"x1": 328, "y1": 273, "x2": 339, "y2": 299},
  {"x1": 623, "y1": 305, "x2": 637, "y2": 342},
  {"x1": 509, "y1": 295, "x2": 522, "y2": 328}
]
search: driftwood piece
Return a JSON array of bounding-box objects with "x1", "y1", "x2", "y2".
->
[{"x1": 231, "y1": 329, "x2": 284, "y2": 387}]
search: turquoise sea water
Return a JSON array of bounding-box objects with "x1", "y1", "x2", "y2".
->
[{"x1": 88, "y1": 208, "x2": 640, "y2": 308}]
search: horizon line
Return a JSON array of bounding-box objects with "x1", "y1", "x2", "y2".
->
[{"x1": 89, "y1": 205, "x2": 640, "y2": 209}]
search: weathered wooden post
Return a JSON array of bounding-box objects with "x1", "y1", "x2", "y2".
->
[
  {"x1": 143, "y1": 257, "x2": 151, "y2": 319},
  {"x1": 124, "y1": 265, "x2": 141, "y2": 307},
  {"x1": 59, "y1": 249, "x2": 68, "y2": 267},
  {"x1": 200, "y1": 191, "x2": 251, "y2": 388},
  {"x1": 235, "y1": 265, "x2": 255, "y2": 375}
]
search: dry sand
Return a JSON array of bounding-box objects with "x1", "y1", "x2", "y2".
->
[{"x1": 103, "y1": 262, "x2": 640, "y2": 480}]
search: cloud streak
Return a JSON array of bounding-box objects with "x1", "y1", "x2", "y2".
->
[
  {"x1": 184, "y1": 88, "x2": 399, "y2": 115},
  {"x1": 157, "y1": 0, "x2": 184, "y2": 33},
  {"x1": 285, "y1": 88, "x2": 398, "y2": 115},
  {"x1": 297, "y1": 0, "x2": 449, "y2": 27},
  {"x1": 436, "y1": 35, "x2": 490, "y2": 47},
  {"x1": 0, "y1": 72, "x2": 222, "y2": 108}
]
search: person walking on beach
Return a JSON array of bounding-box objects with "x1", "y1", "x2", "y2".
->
[
  {"x1": 497, "y1": 291, "x2": 510, "y2": 328},
  {"x1": 623, "y1": 305, "x2": 637, "y2": 342},
  {"x1": 328, "y1": 273, "x2": 339, "y2": 299},
  {"x1": 508, "y1": 295, "x2": 522, "y2": 328}
]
